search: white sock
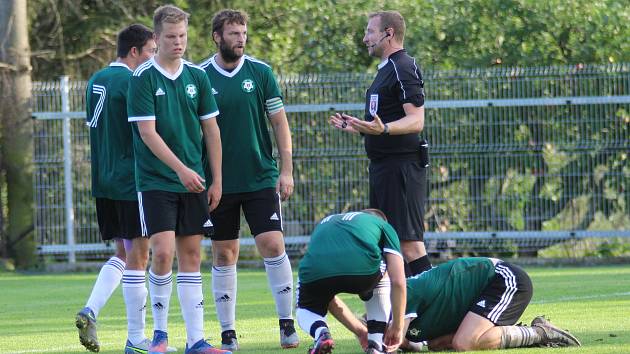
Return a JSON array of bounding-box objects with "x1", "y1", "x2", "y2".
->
[
  {"x1": 296, "y1": 308, "x2": 326, "y2": 338},
  {"x1": 177, "y1": 272, "x2": 204, "y2": 347},
  {"x1": 149, "y1": 269, "x2": 172, "y2": 332},
  {"x1": 212, "y1": 265, "x2": 237, "y2": 332},
  {"x1": 122, "y1": 270, "x2": 147, "y2": 345},
  {"x1": 264, "y1": 252, "x2": 294, "y2": 319},
  {"x1": 86, "y1": 256, "x2": 125, "y2": 317},
  {"x1": 364, "y1": 278, "x2": 391, "y2": 347}
]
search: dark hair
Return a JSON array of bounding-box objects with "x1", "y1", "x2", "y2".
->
[
  {"x1": 368, "y1": 10, "x2": 406, "y2": 42},
  {"x1": 361, "y1": 208, "x2": 388, "y2": 222},
  {"x1": 117, "y1": 24, "x2": 153, "y2": 58},
  {"x1": 153, "y1": 4, "x2": 189, "y2": 35},
  {"x1": 211, "y1": 9, "x2": 249, "y2": 37}
]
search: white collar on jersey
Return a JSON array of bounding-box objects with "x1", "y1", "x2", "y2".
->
[
  {"x1": 152, "y1": 57, "x2": 184, "y2": 80},
  {"x1": 210, "y1": 54, "x2": 246, "y2": 78},
  {"x1": 109, "y1": 62, "x2": 131, "y2": 71}
]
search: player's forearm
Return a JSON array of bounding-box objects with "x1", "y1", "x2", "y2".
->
[
  {"x1": 270, "y1": 110, "x2": 293, "y2": 175},
  {"x1": 328, "y1": 296, "x2": 367, "y2": 337},
  {"x1": 137, "y1": 124, "x2": 187, "y2": 174},
  {"x1": 390, "y1": 281, "x2": 406, "y2": 332},
  {"x1": 201, "y1": 119, "x2": 222, "y2": 184}
]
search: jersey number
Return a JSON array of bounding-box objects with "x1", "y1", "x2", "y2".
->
[{"x1": 87, "y1": 84, "x2": 107, "y2": 128}]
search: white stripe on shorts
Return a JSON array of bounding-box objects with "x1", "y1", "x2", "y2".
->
[
  {"x1": 488, "y1": 264, "x2": 518, "y2": 322},
  {"x1": 137, "y1": 192, "x2": 148, "y2": 236}
]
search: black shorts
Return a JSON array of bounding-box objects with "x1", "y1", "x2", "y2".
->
[
  {"x1": 138, "y1": 190, "x2": 213, "y2": 237},
  {"x1": 95, "y1": 198, "x2": 142, "y2": 240},
  {"x1": 296, "y1": 271, "x2": 383, "y2": 316},
  {"x1": 470, "y1": 261, "x2": 533, "y2": 326},
  {"x1": 210, "y1": 188, "x2": 282, "y2": 240},
  {"x1": 369, "y1": 159, "x2": 427, "y2": 241}
]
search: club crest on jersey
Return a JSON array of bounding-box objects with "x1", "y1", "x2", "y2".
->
[
  {"x1": 369, "y1": 94, "x2": 379, "y2": 116},
  {"x1": 241, "y1": 79, "x2": 255, "y2": 93},
  {"x1": 408, "y1": 327, "x2": 421, "y2": 338},
  {"x1": 185, "y1": 84, "x2": 197, "y2": 98}
]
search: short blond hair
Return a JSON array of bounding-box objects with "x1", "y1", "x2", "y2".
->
[
  {"x1": 368, "y1": 10, "x2": 406, "y2": 42},
  {"x1": 153, "y1": 4, "x2": 189, "y2": 34}
]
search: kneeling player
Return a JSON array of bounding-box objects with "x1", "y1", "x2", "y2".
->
[
  {"x1": 296, "y1": 210, "x2": 406, "y2": 354},
  {"x1": 332, "y1": 257, "x2": 581, "y2": 352}
]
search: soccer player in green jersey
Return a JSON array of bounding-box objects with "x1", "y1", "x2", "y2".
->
[
  {"x1": 332, "y1": 257, "x2": 581, "y2": 352},
  {"x1": 127, "y1": 5, "x2": 228, "y2": 354},
  {"x1": 198, "y1": 9, "x2": 297, "y2": 351},
  {"x1": 76, "y1": 24, "x2": 157, "y2": 354},
  {"x1": 296, "y1": 210, "x2": 407, "y2": 354}
]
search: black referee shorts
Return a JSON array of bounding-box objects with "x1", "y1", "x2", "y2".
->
[{"x1": 369, "y1": 159, "x2": 427, "y2": 241}]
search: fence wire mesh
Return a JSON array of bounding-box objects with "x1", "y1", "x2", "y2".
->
[{"x1": 32, "y1": 63, "x2": 630, "y2": 261}]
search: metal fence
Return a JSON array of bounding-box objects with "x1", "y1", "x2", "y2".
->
[{"x1": 32, "y1": 63, "x2": 630, "y2": 262}]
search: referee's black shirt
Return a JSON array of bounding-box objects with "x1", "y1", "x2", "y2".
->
[{"x1": 363, "y1": 49, "x2": 425, "y2": 161}]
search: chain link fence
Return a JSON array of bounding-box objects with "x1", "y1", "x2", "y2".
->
[{"x1": 32, "y1": 63, "x2": 630, "y2": 262}]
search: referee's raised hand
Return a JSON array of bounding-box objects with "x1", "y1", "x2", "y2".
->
[
  {"x1": 329, "y1": 112, "x2": 360, "y2": 134},
  {"x1": 349, "y1": 113, "x2": 386, "y2": 135}
]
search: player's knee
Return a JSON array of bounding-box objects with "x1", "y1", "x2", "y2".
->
[
  {"x1": 452, "y1": 335, "x2": 476, "y2": 351},
  {"x1": 151, "y1": 248, "x2": 174, "y2": 266}
]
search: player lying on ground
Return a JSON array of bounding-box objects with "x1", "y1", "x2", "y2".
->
[{"x1": 330, "y1": 257, "x2": 581, "y2": 352}]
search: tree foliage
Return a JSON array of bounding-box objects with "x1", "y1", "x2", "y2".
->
[{"x1": 28, "y1": 0, "x2": 630, "y2": 80}]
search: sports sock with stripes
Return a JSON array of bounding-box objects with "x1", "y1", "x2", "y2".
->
[
  {"x1": 212, "y1": 264, "x2": 237, "y2": 332},
  {"x1": 149, "y1": 269, "x2": 172, "y2": 332},
  {"x1": 177, "y1": 272, "x2": 204, "y2": 347},
  {"x1": 122, "y1": 270, "x2": 147, "y2": 345},
  {"x1": 264, "y1": 252, "x2": 294, "y2": 320},
  {"x1": 86, "y1": 256, "x2": 125, "y2": 317},
  {"x1": 500, "y1": 325, "x2": 542, "y2": 348}
]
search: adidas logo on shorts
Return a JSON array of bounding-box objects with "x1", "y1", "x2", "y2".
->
[
  {"x1": 270, "y1": 213, "x2": 279, "y2": 221},
  {"x1": 476, "y1": 300, "x2": 486, "y2": 308},
  {"x1": 203, "y1": 219, "x2": 213, "y2": 227}
]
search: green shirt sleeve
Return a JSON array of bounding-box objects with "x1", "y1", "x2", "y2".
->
[
  {"x1": 197, "y1": 69, "x2": 219, "y2": 120},
  {"x1": 127, "y1": 72, "x2": 155, "y2": 122}
]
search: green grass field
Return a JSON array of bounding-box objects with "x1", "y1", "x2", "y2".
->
[{"x1": 1, "y1": 265, "x2": 629, "y2": 354}]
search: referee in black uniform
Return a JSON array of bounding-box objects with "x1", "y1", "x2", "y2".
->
[{"x1": 330, "y1": 10, "x2": 431, "y2": 277}]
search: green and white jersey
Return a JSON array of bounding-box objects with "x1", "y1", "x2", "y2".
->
[
  {"x1": 86, "y1": 62, "x2": 136, "y2": 200},
  {"x1": 405, "y1": 257, "x2": 497, "y2": 341},
  {"x1": 298, "y1": 212, "x2": 402, "y2": 283},
  {"x1": 199, "y1": 55, "x2": 283, "y2": 193},
  {"x1": 128, "y1": 57, "x2": 219, "y2": 193}
]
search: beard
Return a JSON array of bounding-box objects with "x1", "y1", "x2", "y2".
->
[{"x1": 219, "y1": 40, "x2": 242, "y2": 63}]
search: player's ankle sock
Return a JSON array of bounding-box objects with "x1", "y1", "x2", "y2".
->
[
  {"x1": 264, "y1": 252, "x2": 294, "y2": 319},
  {"x1": 122, "y1": 270, "x2": 147, "y2": 345},
  {"x1": 296, "y1": 308, "x2": 326, "y2": 338},
  {"x1": 177, "y1": 272, "x2": 204, "y2": 347},
  {"x1": 408, "y1": 255, "x2": 431, "y2": 276},
  {"x1": 500, "y1": 325, "x2": 542, "y2": 348},
  {"x1": 86, "y1": 256, "x2": 125, "y2": 317},
  {"x1": 212, "y1": 264, "x2": 237, "y2": 332},
  {"x1": 149, "y1": 269, "x2": 172, "y2": 332}
]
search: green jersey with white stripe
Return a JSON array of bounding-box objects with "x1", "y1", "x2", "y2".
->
[
  {"x1": 86, "y1": 62, "x2": 136, "y2": 200},
  {"x1": 199, "y1": 55, "x2": 283, "y2": 193},
  {"x1": 298, "y1": 212, "x2": 402, "y2": 283},
  {"x1": 405, "y1": 257, "x2": 497, "y2": 341},
  {"x1": 127, "y1": 57, "x2": 219, "y2": 193}
]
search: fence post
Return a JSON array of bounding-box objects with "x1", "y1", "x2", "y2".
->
[{"x1": 61, "y1": 75, "x2": 76, "y2": 263}]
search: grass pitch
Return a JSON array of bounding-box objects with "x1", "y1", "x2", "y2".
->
[{"x1": 0, "y1": 265, "x2": 629, "y2": 353}]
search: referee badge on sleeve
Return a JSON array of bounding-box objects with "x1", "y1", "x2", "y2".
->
[{"x1": 369, "y1": 94, "x2": 379, "y2": 116}]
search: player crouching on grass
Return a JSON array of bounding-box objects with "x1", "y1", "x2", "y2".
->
[
  {"x1": 296, "y1": 209, "x2": 406, "y2": 354},
  {"x1": 331, "y1": 257, "x2": 581, "y2": 352}
]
